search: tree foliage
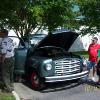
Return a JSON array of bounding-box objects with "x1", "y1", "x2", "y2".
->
[
  {"x1": 0, "y1": 0, "x2": 76, "y2": 38},
  {"x1": 76, "y1": 0, "x2": 100, "y2": 35},
  {"x1": 1, "y1": 0, "x2": 99, "y2": 37}
]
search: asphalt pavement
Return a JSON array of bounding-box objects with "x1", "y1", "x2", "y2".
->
[
  {"x1": 14, "y1": 70, "x2": 100, "y2": 100},
  {"x1": 14, "y1": 81, "x2": 100, "y2": 100}
]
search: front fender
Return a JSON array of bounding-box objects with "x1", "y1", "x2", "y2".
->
[{"x1": 29, "y1": 58, "x2": 55, "y2": 77}]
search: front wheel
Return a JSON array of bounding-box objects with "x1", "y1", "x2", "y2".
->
[{"x1": 30, "y1": 71, "x2": 45, "y2": 91}]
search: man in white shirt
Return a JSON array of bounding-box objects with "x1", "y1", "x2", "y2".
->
[
  {"x1": 0, "y1": 29, "x2": 15, "y2": 92},
  {"x1": 0, "y1": 34, "x2": 3, "y2": 81}
]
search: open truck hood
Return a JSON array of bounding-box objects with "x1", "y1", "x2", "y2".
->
[{"x1": 35, "y1": 30, "x2": 79, "y2": 51}]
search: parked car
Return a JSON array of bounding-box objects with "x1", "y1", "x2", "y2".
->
[
  {"x1": 14, "y1": 29, "x2": 89, "y2": 90},
  {"x1": 29, "y1": 34, "x2": 47, "y2": 45}
]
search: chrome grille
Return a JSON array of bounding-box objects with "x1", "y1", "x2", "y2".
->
[{"x1": 54, "y1": 58, "x2": 80, "y2": 76}]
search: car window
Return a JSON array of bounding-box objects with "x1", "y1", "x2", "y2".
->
[{"x1": 29, "y1": 34, "x2": 47, "y2": 45}]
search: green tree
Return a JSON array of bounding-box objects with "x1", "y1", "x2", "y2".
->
[
  {"x1": 0, "y1": 0, "x2": 76, "y2": 38},
  {"x1": 76, "y1": 0, "x2": 100, "y2": 35}
]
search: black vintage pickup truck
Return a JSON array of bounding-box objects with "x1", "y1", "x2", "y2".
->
[{"x1": 13, "y1": 29, "x2": 89, "y2": 90}]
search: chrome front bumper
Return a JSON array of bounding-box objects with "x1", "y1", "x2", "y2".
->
[{"x1": 45, "y1": 71, "x2": 89, "y2": 82}]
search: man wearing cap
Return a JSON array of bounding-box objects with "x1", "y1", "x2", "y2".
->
[
  {"x1": 88, "y1": 37, "x2": 100, "y2": 81},
  {"x1": 0, "y1": 29, "x2": 15, "y2": 92}
]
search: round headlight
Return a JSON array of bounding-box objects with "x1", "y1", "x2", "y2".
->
[{"x1": 45, "y1": 64, "x2": 52, "y2": 71}]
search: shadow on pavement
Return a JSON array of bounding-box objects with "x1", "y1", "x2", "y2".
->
[
  {"x1": 22, "y1": 79, "x2": 82, "y2": 93},
  {"x1": 41, "y1": 80, "x2": 82, "y2": 93},
  {"x1": 81, "y1": 78, "x2": 100, "y2": 88}
]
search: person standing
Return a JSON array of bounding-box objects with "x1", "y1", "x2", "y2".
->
[
  {"x1": 0, "y1": 29, "x2": 15, "y2": 92},
  {"x1": 0, "y1": 33, "x2": 3, "y2": 81},
  {"x1": 95, "y1": 49, "x2": 100, "y2": 84},
  {"x1": 88, "y1": 37, "x2": 100, "y2": 81}
]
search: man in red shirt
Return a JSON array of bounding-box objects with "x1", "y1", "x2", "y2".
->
[{"x1": 88, "y1": 37, "x2": 100, "y2": 81}]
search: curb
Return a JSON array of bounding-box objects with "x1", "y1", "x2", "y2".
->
[{"x1": 12, "y1": 91, "x2": 20, "y2": 100}]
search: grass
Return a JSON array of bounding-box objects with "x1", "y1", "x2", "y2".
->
[
  {"x1": 0, "y1": 92, "x2": 15, "y2": 100},
  {"x1": 0, "y1": 82, "x2": 15, "y2": 100},
  {"x1": 73, "y1": 51, "x2": 89, "y2": 58}
]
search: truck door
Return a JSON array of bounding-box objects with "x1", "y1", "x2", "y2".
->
[{"x1": 14, "y1": 48, "x2": 28, "y2": 75}]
